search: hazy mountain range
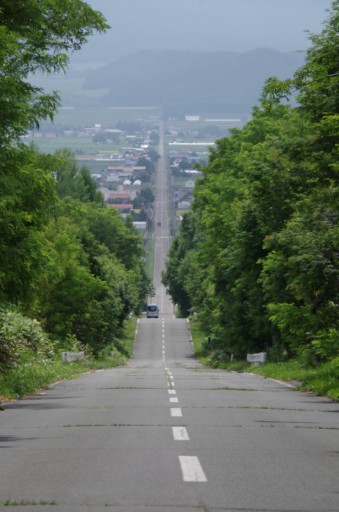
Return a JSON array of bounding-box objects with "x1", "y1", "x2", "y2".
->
[{"x1": 83, "y1": 48, "x2": 305, "y2": 116}]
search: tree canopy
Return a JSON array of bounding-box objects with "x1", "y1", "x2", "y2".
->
[
  {"x1": 163, "y1": 1, "x2": 339, "y2": 364},
  {"x1": 0, "y1": 1, "x2": 152, "y2": 366},
  {"x1": 0, "y1": 0, "x2": 109, "y2": 144}
]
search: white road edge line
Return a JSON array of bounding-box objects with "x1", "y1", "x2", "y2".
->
[
  {"x1": 270, "y1": 378, "x2": 298, "y2": 389},
  {"x1": 179, "y1": 456, "x2": 207, "y2": 482}
]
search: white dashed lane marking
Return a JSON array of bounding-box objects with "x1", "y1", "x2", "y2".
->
[
  {"x1": 170, "y1": 408, "x2": 182, "y2": 417},
  {"x1": 179, "y1": 456, "x2": 208, "y2": 482},
  {"x1": 162, "y1": 328, "x2": 206, "y2": 483},
  {"x1": 172, "y1": 427, "x2": 190, "y2": 441}
]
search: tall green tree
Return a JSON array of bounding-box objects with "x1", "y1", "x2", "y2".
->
[
  {"x1": 0, "y1": 0, "x2": 108, "y2": 306},
  {"x1": 163, "y1": 1, "x2": 338, "y2": 362},
  {"x1": 29, "y1": 198, "x2": 151, "y2": 352},
  {"x1": 0, "y1": 0, "x2": 108, "y2": 144},
  {"x1": 262, "y1": 0, "x2": 339, "y2": 122},
  {"x1": 0, "y1": 146, "x2": 58, "y2": 306},
  {"x1": 54, "y1": 149, "x2": 104, "y2": 204},
  {"x1": 162, "y1": 211, "x2": 197, "y2": 316}
]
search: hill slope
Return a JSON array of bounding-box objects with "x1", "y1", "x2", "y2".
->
[{"x1": 83, "y1": 49, "x2": 304, "y2": 116}]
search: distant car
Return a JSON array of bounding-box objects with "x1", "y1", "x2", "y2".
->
[
  {"x1": 146, "y1": 304, "x2": 159, "y2": 318},
  {"x1": 157, "y1": 222, "x2": 161, "y2": 227}
]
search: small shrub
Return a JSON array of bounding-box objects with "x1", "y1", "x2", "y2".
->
[
  {"x1": 0, "y1": 307, "x2": 55, "y2": 371},
  {"x1": 311, "y1": 328, "x2": 339, "y2": 362}
]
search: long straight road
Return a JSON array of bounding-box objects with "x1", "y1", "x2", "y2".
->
[{"x1": 0, "y1": 123, "x2": 338, "y2": 511}]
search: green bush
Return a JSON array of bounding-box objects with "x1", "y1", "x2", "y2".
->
[
  {"x1": 0, "y1": 308, "x2": 55, "y2": 371},
  {"x1": 311, "y1": 328, "x2": 339, "y2": 362},
  {"x1": 0, "y1": 358, "x2": 86, "y2": 398}
]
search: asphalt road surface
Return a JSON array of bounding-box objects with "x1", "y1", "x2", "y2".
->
[{"x1": 0, "y1": 124, "x2": 338, "y2": 511}]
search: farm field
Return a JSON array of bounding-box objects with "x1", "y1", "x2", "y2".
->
[
  {"x1": 26, "y1": 135, "x2": 120, "y2": 155},
  {"x1": 25, "y1": 106, "x2": 162, "y2": 157},
  {"x1": 50, "y1": 106, "x2": 162, "y2": 127}
]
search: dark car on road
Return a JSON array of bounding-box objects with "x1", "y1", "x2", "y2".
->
[{"x1": 146, "y1": 304, "x2": 159, "y2": 318}]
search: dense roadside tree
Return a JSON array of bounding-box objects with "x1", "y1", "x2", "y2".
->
[
  {"x1": 162, "y1": 211, "x2": 197, "y2": 317},
  {"x1": 163, "y1": 1, "x2": 338, "y2": 363},
  {"x1": 0, "y1": 147, "x2": 151, "y2": 355},
  {"x1": 0, "y1": 146, "x2": 58, "y2": 307},
  {"x1": 0, "y1": 0, "x2": 108, "y2": 306},
  {"x1": 256, "y1": 1, "x2": 339, "y2": 360},
  {"x1": 0, "y1": 2, "x2": 153, "y2": 365},
  {"x1": 31, "y1": 204, "x2": 147, "y2": 353}
]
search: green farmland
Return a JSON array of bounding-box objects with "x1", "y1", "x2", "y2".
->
[
  {"x1": 26, "y1": 135, "x2": 120, "y2": 155},
  {"x1": 44, "y1": 106, "x2": 161, "y2": 128},
  {"x1": 26, "y1": 105, "x2": 161, "y2": 156}
]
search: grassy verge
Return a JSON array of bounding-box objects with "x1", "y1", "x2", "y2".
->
[
  {"x1": 188, "y1": 318, "x2": 339, "y2": 402},
  {"x1": 144, "y1": 236, "x2": 155, "y2": 282},
  {"x1": 0, "y1": 317, "x2": 137, "y2": 402},
  {"x1": 251, "y1": 360, "x2": 339, "y2": 401},
  {"x1": 188, "y1": 318, "x2": 210, "y2": 366},
  {"x1": 118, "y1": 315, "x2": 138, "y2": 358}
]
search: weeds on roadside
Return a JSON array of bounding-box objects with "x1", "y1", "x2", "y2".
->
[
  {"x1": 189, "y1": 317, "x2": 339, "y2": 402},
  {"x1": 0, "y1": 317, "x2": 137, "y2": 401}
]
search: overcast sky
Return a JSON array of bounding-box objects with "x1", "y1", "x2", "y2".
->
[{"x1": 77, "y1": 0, "x2": 333, "y2": 62}]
